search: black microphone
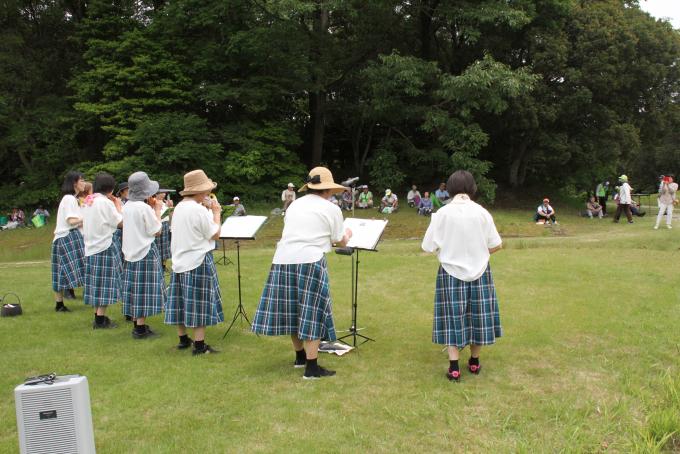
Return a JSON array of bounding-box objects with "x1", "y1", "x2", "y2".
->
[{"x1": 341, "y1": 177, "x2": 360, "y2": 187}]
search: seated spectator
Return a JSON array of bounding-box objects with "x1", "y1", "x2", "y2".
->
[
  {"x1": 329, "y1": 194, "x2": 341, "y2": 206},
  {"x1": 2, "y1": 207, "x2": 25, "y2": 230},
  {"x1": 380, "y1": 189, "x2": 399, "y2": 213},
  {"x1": 418, "y1": 192, "x2": 433, "y2": 216},
  {"x1": 33, "y1": 206, "x2": 50, "y2": 219},
  {"x1": 229, "y1": 196, "x2": 246, "y2": 216},
  {"x1": 586, "y1": 197, "x2": 603, "y2": 219},
  {"x1": 356, "y1": 185, "x2": 374, "y2": 209},
  {"x1": 407, "y1": 185, "x2": 422, "y2": 207},
  {"x1": 534, "y1": 198, "x2": 557, "y2": 224},
  {"x1": 434, "y1": 183, "x2": 450, "y2": 204},
  {"x1": 340, "y1": 188, "x2": 353, "y2": 211},
  {"x1": 9, "y1": 208, "x2": 25, "y2": 225},
  {"x1": 630, "y1": 200, "x2": 646, "y2": 217}
]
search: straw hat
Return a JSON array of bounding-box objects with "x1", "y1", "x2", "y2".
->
[
  {"x1": 180, "y1": 170, "x2": 217, "y2": 196},
  {"x1": 299, "y1": 167, "x2": 346, "y2": 194},
  {"x1": 128, "y1": 172, "x2": 159, "y2": 202}
]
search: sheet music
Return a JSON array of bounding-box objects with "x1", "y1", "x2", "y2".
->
[
  {"x1": 344, "y1": 218, "x2": 388, "y2": 250},
  {"x1": 220, "y1": 215, "x2": 267, "y2": 239}
]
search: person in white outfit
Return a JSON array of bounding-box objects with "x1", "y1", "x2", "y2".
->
[
  {"x1": 654, "y1": 176, "x2": 677, "y2": 229},
  {"x1": 613, "y1": 175, "x2": 633, "y2": 224}
]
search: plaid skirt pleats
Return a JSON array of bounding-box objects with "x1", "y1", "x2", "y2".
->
[
  {"x1": 432, "y1": 265, "x2": 502, "y2": 348},
  {"x1": 112, "y1": 228, "x2": 122, "y2": 252},
  {"x1": 154, "y1": 222, "x2": 171, "y2": 261},
  {"x1": 84, "y1": 241, "x2": 122, "y2": 307},
  {"x1": 164, "y1": 254, "x2": 223, "y2": 328},
  {"x1": 252, "y1": 258, "x2": 336, "y2": 341},
  {"x1": 122, "y1": 243, "x2": 165, "y2": 318},
  {"x1": 51, "y1": 229, "x2": 85, "y2": 291}
]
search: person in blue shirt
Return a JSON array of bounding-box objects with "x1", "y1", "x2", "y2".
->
[
  {"x1": 434, "y1": 183, "x2": 450, "y2": 204},
  {"x1": 418, "y1": 192, "x2": 433, "y2": 216}
]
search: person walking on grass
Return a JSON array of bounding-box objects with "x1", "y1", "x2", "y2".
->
[
  {"x1": 82, "y1": 173, "x2": 124, "y2": 329},
  {"x1": 164, "y1": 170, "x2": 224, "y2": 355},
  {"x1": 252, "y1": 167, "x2": 352, "y2": 379},
  {"x1": 121, "y1": 172, "x2": 166, "y2": 339},
  {"x1": 422, "y1": 170, "x2": 503, "y2": 382},
  {"x1": 613, "y1": 175, "x2": 634, "y2": 224},
  {"x1": 51, "y1": 171, "x2": 86, "y2": 312},
  {"x1": 596, "y1": 181, "x2": 609, "y2": 216},
  {"x1": 654, "y1": 175, "x2": 678, "y2": 230}
]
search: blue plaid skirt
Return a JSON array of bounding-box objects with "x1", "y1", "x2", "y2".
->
[
  {"x1": 154, "y1": 222, "x2": 171, "y2": 261},
  {"x1": 164, "y1": 254, "x2": 223, "y2": 328},
  {"x1": 51, "y1": 229, "x2": 85, "y2": 292},
  {"x1": 122, "y1": 243, "x2": 165, "y2": 318},
  {"x1": 252, "y1": 258, "x2": 336, "y2": 341},
  {"x1": 84, "y1": 242, "x2": 122, "y2": 307},
  {"x1": 433, "y1": 265, "x2": 502, "y2": 348},
  {"x1": 112, "y1": 228, "x2": 123, "y2": 252}
]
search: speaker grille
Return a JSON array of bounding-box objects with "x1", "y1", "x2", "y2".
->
[{"x1": 20, "y1": 388, "x2": 78, "y2": 454}]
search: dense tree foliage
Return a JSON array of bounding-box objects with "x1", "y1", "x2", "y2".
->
[{"x1": 0, "y1": 0, "x2": 678, "y2": 209}]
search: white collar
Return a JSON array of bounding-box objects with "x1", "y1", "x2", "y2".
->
[{"x1": 452, "y1": 194, "x2": 471, "y2": 203}]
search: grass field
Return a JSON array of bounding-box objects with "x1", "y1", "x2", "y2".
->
[{"x1": 1, "y1": 206, "x2": 679, "y2": 453}]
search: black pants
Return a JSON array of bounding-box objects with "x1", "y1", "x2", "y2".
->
[
  {"x1": 534, "y1": 213, "x2": 556, "y2": 223},
  {"x1": 598, "y1": 196, "x2": 607, "y2": 215},
  {"x1": 613, "y1": 204, "x2": 633, "y2": 222}
]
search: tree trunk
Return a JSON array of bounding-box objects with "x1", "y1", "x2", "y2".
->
[
  {"x1": 508, "y1": 138, "x2": 529, "y2": 187},
  {"x1": 308, "y1": 3, "x2": 329, "y2": 167}
]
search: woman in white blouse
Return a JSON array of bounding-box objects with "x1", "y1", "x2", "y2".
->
[
  {"x1": 51, "y1": 171, "x2": 86, "y2": 312},
  {"x1": 422, "y1": 170, "x2": 503, "y2": 382}
]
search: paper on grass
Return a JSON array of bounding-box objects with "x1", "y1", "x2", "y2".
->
[
  {"x1": 319, "y1": 341, "x2": 354, "y2": 356},
  {"x1": 220, "y1": 215, "x2": 267, "y2": 239},
  {"x1": 343, "y1": 218, "x2": 388, "y2": 251}
]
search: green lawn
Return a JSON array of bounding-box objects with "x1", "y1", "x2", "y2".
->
[{"x1": 0, "y1": 207, "x2": 678, "y2": 452}]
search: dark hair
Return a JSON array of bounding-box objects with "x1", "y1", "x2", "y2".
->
[
  {"x1": 446, "y1": 170, "x2": 477, "y2": 198},
  {"x1": 93, "y1": 172, "x2": 116, "y2": 195},
  {"x1": 61, "y1": 171, "x2": 84, "y2": 195},
  {"x1": 307, "y1": 188, "x2": 325, "y2": 196}
]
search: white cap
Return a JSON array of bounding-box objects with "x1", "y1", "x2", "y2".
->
[
  {"x1": 233, "y1": 196, "x2": 240, "y2": 201},
  {"x1": 288, "y1": 182, "x2": 294, "y2": 188}
]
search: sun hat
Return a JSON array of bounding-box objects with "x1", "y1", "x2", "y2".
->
[
  {"x1": 288, "y1": 182, "x2": 294, "y2": 188},
  {"x1": 115, "y1": 182, "x2": 128, "y2": 196},
  {"x1": 127, "y1": 172, "x2": 159, "y2": 202},
  {"x1": 233, "y1": 196, "x2": 240, "y2": 201},
  {"x1": 180, "y1": 169, "x2": 217, "y2": 196},
  {"x1": 619, "y1": 174, "x2": 628, "y2": 182},
  {"x1": 385, "y1": 189, "x2": 392, "y2": 196},
  {"x1": 156, "y1": 186, "x2": 176, "y2": 194},
  {"x1": 298, "y1": 167, "x2": 346, "y2": 194}
]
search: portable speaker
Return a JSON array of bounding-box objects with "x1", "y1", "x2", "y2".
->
[{"x1": 15, "y1": 375, "x2": 96, "y2": 454}]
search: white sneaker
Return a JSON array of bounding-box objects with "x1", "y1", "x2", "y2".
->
[
  {"x1": 654, "y1": 225, "x2": 659, "y2": 230},
  {"x1": 667, "y1": 225, "x2": 672, "y2": 229}
]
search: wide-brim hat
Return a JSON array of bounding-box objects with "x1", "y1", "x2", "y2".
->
[
  {"x1": 128, "y1": 172, "x2": 159, "y2": 202},
  {"x1": 619, "y1": 174, "x2": 628, "y2": 182},
  {"x1": 299, "y1": 167, "x2": 346, "y2": 194},
  {"x1": 180, "y1": 169, "x2": 217, "y2": 196},
  {"x1": 156, "y1": 187, "x2": 176, "y2": 194}
]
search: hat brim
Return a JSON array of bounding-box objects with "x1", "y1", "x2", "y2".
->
[
  {"x1": 299, "y1": 182, "x2": 346, "y2": 195},
  {"x1": 128, "y1": 181, "x2": 160, "y2": 201},
  {"x1": 179, "y1": 181, "x2": 217, "y2": 196},
  {"x1": 156, "y1": 188, "x2": 176, "y2": 194}
]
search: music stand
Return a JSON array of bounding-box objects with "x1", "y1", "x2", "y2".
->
[
  {"x1": 219, "y1": 215, "x2": 268, "y2": 338},
  {"x1": 215, "y1": 240, "x2": 233, "y2": 266},
  {"x1": 336, "y1": 218, "x2": 388, "y2": 347}
]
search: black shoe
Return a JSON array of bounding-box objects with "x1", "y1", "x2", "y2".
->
[
  {"x1": 192, "y1": 344, "x2": 218, "y2": 356},
  {"x1": 93, "y1": 317, "x2": 117, "y2": 329},
  {"x1": 294, "y1": 358, "x2": 306, "y2": 368},
  {"x1": 177, "y1": 337, "x2": 193, "y2": 350},
  {"x1": 64, "y1": 289, "x2": 76, "y2": 300},
  {"x1": 124, "y1": 315, "x2": 133, "y2": 322},
  {"x1": 55, "y1": 304, "x2": 71, "y2": 313},
  {"x1": 132, "y1": 325, "x2": 157, "y2": 339},
  {"x1": 303, "y1": 365, "x2": 336, "y2": 380}
]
